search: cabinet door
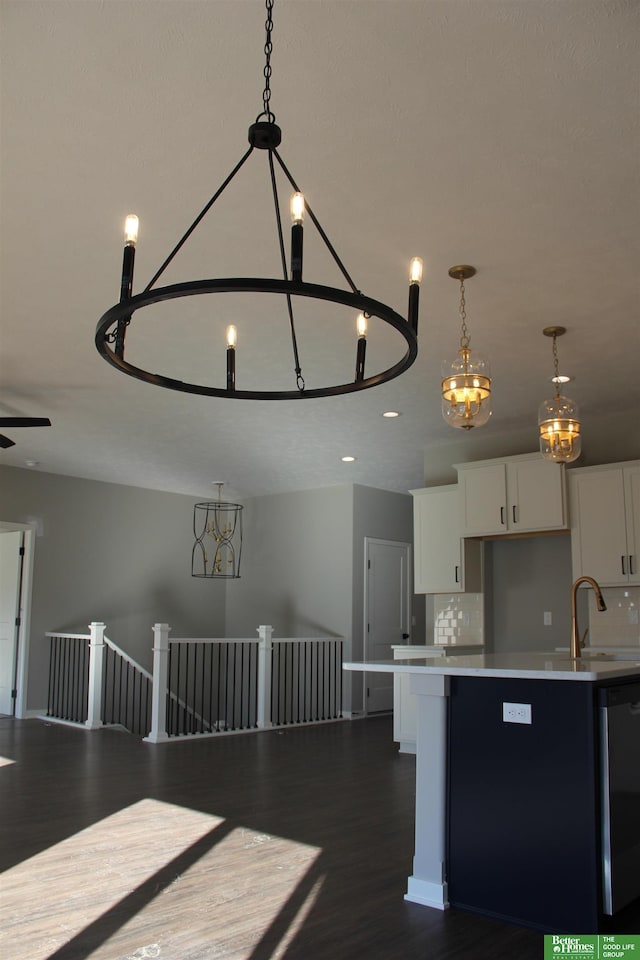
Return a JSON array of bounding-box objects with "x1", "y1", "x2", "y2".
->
[
  {"x1": 413, "y1": 487, "x2": 464, "y2": 593},
  {"x1": 624, "y1": 466, "x2": 640, "y2": 584},
  {"x1": 508, "y1": 458, "x2": 566, "y2": 532},
  {"x1": 459, "y1": 456, "x2": 567, "y2": 536},
  {"x1": 459, "y1": 463, "x2": 507, "y2": 536},
  {"x1": 570, "y1": 469, "x2": 628, "y2": 584}
]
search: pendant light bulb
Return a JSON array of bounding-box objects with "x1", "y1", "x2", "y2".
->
[
  {"x1": 356, "y1": 313, "x2": 368, "y2": 338},
  {"x1": 538, "y1": 327, "x2": 581, "y2": 463},
  {"x1": 226, "y1": 324, "x2": 237, "y2": 349},
  {"x1": 441, "y1": 265, "x2": 491, "y2": 430}
]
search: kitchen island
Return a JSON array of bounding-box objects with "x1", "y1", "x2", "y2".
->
[{"x1": 344, "y1": 652, "x2": 640, "y2": 933}]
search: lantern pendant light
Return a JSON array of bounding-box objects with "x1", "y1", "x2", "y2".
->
[
  {"x1": 192, "y1": 484, "x2": 243, "y2": 579},
  {"x1": 538, "y1": 326, "x2": 581, "y2": 463},
  {"x1": 441, "y1": 265, "x2": 492, "y2": 430}
]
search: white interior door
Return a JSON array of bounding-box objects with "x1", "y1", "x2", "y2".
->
[
  {"x1": 364, "y1": 538, "x2": 411, "y2": 714},
  {"x1": 0, "y1": 530, "x2": 23, "y2": 715}
]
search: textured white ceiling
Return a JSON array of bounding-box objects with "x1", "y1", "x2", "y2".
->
[{"x1": 1, "y1": 0, "x2": 638, "y2": 500}]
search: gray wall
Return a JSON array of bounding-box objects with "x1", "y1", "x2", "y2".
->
[
  {"x1": 1, "y1": 467, "x2": 421, "y2": 717},
  {"x1": 224, "y1": 484, "x2": 355, "y2": 709},
  {"x1": 223, "y1": 483, "x2": 423, "y2": 714},
  {"x1": 224, "y1": 485, "x2": 354, "y2": 640},
  {"x1": 1, "y1": 465, "x2": 225, "y2": 710},
  {"x1": 351, "y1": 482, "x2": 425, "y2": 660},
  {"x1": 350, "y1": 483, "x2": 423, "y2": 713},
  {"x1": 484, "y1": 534, "x2": 574, "y2": 653}
]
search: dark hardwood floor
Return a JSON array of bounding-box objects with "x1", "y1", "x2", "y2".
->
[{"x1": 0, "y1": 715, "x2": 637, "y2": 960}]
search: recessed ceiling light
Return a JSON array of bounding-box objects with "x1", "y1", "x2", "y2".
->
[
  {"x1": 341, "y1": 456, "x2": 356, "y2": 462},
  {"x1": 24, "y1": 460, "x2": 39, "y2": 467},
  {"x1": 382, "y1": 411, "x2": 401, "y2": 418}
]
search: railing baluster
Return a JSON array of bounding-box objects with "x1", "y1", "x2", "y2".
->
[
  {"x1": 271, "y1": 644, "x2": 277, "y2": 725},
  {"x1": 192, "y1": 643, "x2": 198, "y2": 733},
  {"x1": 167, "y1": 641, "x2": 174, "y2": 735},
  {"x1": 199, "y1": 642, "x2": 206, "y2": 733},
  {"x1": 206, "y1": 642, "x2": 213, "y2": 732}
]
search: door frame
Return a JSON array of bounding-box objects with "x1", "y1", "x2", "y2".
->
[
  {"x1": 362, "y1": 537, "x2": 412, "y2": 716},
  {"x1": 0, "y1": 521, "x2": 36, "y2": 718}
]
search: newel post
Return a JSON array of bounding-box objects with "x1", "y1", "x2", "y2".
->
[
  {"x1": 86, "y1": 621, "x2": 106, "y2": 729},
  {"x1": 145, "y1": 622, "x2": 171, "y2": 743},
  {"x1": 257, "y1": 625, "x2": 273, "y2": 729}
]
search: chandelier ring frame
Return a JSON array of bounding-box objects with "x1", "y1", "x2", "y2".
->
[{"x1": 95, "y1": 277, "x2": 418, "y2": 400}]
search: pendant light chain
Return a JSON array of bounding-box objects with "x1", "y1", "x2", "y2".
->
[
  {"x1": 459, "y1": 276, "x2": 470, "y2": 350},
  {"x1": 261, "y1": 0, "x2": 276, "y2": 123},
  {"x1": 552, "y1": 333, "x2": 561, "y2": 397}
]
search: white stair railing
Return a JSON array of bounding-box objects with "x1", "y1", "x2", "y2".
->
[{"x1": 45, "y1": 622, "x2": 343, "y2": 741}]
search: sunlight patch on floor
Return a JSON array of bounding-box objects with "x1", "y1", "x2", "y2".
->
[{"x1": 0, "y1": 797, "x2": 323, "y2": 960}]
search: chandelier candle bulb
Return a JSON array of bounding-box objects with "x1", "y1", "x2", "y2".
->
[
  {"x1": 290, "y1": 193, "x2": 304, "y2": 282},
  {"x1": 355, "y1": 313, "x2": 367, "y2": 381},
  {"x1": 409, "y1": 257, "x2": 423, "y2": 285},
  {"x1": 124, "y1": 214, "x2": 139, "y2": 246},
  {"x1": 120, "y1": 214, "x2": 138, "y2": 301},
  {"x1": 408, "y1": 257, "x2": 423, "y2": 334},
  {"x1": 290, "y1": 192, "x2": 304, "y2": 225},
  {"x1": 226, "y1": 325, "x2": 237, "y2": 393},
  {"x1": 116, "y1": 214, "x2": 139, "y2": 358}
]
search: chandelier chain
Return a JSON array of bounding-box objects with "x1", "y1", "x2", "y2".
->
[
  {"x1": 261, "y1": 0, "x2": 276, "y2": 123},
  {"x1": 459, "y1": 277, "x2": 470, "y2": 350}
]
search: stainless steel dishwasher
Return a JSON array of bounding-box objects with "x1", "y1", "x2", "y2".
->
[{"x1": 599, "y1": 681, "x2": 640, "y2": 915}]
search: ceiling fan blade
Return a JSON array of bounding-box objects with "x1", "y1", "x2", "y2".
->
[
  {"x1": 0, "y1": 434, "x2": 16, "y2": 448},
  {"x1": 0, "y1": 417, "x2": 51, "y2": 427}
]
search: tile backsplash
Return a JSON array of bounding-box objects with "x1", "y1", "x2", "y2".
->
[
  {"x1": 433, "y1": 593, "x2": 484, "y2": 646},
  {"x1": 587, "y1": 586, "x2": 640, "y2": 647}
]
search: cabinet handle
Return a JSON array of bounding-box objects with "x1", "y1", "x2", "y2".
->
[
  {"x1": 500, "y1": 506, "x2": 505, "y2": 526},
  {"x1": 513, "y1": 504, "x2": 518, "y2": 524},
  {"x1": 630, "y1": 556, "x2": 635, "y2": 576},
  {"x1": 455, "y1": 565, "x2": 460, "y2": 583},
  {"x1": 622, "y1": 555, "x2": 626, "y2": 576}
]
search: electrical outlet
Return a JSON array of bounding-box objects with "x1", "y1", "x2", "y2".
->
[
  {"x1": 544, "y1": 611, "x2": 552, "y2": 626},
  {"x1": 502, "y1": 701, "x2": 532, "y2": 725}
]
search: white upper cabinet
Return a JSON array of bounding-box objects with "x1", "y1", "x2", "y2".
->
[
  {"x1": 455, "y1": 453, "x2": 568, "y2": 537},
  {"x1": 569, "y1": 461, "x2": 640, "y2": 586},
  {"x1": 411, "y1": 485, "x2": 482, "y2": 594}
]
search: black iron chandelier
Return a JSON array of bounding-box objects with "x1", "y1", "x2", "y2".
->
[{"x1": 95, "y1": 0, "x2": 422, "y2": 400}]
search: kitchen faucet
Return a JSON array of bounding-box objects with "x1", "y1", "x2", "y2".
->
[{"x1": 570, "y1": 576, "x2": 607, "y2": 658}]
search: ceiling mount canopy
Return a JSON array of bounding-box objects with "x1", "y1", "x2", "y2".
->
[{"x1": 95, "y1": 0, "x2": 422, "y2": 401}]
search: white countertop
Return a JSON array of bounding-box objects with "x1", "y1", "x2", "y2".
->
[
  {"x1": 390, "y1": 644, "x2": 484, "y2": 652},
  {"x1": 344, "y1": 651, "x2": 640, "y2": 682}
]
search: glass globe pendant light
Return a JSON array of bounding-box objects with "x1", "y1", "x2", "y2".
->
[
  {"x1": 538, "y1": 326, "x2": 581, "y2": 463},
  {"x1": 441, "y1": 265, "x2": 492, "y2": 430}
]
